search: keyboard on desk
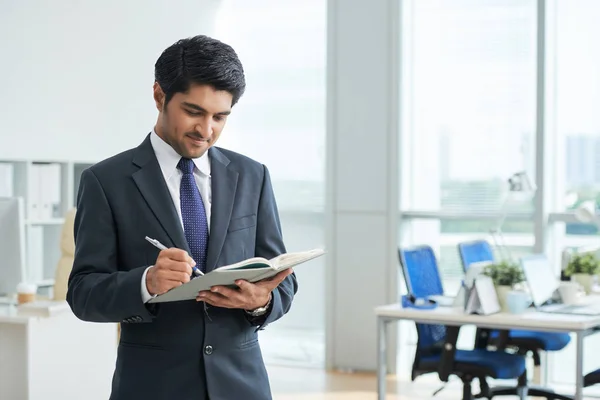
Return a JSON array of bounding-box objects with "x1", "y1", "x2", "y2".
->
[{"x1": 540, "y1": 303, "x2": 600, "y2": 316}]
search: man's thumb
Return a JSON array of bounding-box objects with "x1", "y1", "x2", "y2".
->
[{"x1": 235, "y1": 279, "x2": 251, "y2": 290}]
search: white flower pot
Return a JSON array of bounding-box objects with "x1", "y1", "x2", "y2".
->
[
  {"x1": 495, "y1": 285, "x2": 512, "y2": 312},
  {"x1": 571, "y1": 274, "x2": 595, "y2": 294}
]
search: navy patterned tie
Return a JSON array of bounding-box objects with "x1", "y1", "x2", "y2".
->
[{"x1": 177, "y1": 157, "x2": 209, "y2": 273}]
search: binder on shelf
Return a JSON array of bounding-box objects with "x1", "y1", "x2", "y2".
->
[{"x1": 29, "y1": 163, "x2": 61, "y2": 221}]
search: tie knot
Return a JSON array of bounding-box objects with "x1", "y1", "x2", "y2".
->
[{"x1": 177, "y1": 158, "x2": 194, "y2": 174}]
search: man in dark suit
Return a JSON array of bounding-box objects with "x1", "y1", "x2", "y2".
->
[{"x1": 66, "y1": 35, "x2": 297, "y2": 400}]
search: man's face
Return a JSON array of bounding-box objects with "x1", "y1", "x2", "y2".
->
[{"x1": 153, "y1": 83, "x2": 233, "y2": 159}]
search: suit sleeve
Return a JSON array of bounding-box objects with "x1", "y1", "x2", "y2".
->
[
  {"x1": 247, "y1": 165, "x2": 298, "y2": 329},
  {"x1": 66, "y1": 168, "x2": 157, "y2": 323}
]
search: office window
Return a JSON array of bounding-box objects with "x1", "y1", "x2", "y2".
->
[
  {"x1": 215, "y1": 1, "x2": 326, "y2": 367},
  {"x1": 552, "y1": 0, "x2": 600, "y2": 225},
  {"x1": 400, "y1": 0, "x2": 537, "y2": 213},
  {"x1": 399, "y1": 0, "x2": 537, "y2": 278},
  {"x1": 400, "y1": 219, "x2": 534, "y2": 278}
]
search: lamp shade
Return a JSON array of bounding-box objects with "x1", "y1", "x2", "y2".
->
[
  {"x1": 508, "y1": 171, "x2": 536, "y2": 193},
  {"x1": 575, "y1": 200, "x2": 597, "y2": 224}
]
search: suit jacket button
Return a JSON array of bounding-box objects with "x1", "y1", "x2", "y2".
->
[{"x1": 204, "y1": 345, "x2": 213, "y2": 355}]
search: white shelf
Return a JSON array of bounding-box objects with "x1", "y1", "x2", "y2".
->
[
  {"x1": 36, "y1": 279, "x2": 55, "y2": 288},
  {"x1": 26, "y1": 218, "x2": 65, "y2": 226},
  {"x1": 0, "y1": 159, "x2": 95, "y2": 290}
]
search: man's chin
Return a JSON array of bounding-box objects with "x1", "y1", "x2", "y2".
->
[{"x1": 183, "y1": 146, "x2": 209, "y2": 159}]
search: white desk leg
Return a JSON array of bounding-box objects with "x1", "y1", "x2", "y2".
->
[
  {"x1": 575, "y1": 332, "x2": 584, "y2": 400},
  {"x1": 377, "y1": 316, "x2": 387, "y2": 400}
]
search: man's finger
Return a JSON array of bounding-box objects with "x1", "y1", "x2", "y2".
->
[
  {"x1": 161, "y1": 249, "x2": 195, "y2": 269},
  {"x1": 209, "y1": 285, "x2": 240, "y2": 299},
  {"x1": 235, "y1": 279, "x2": 253, "y2": 291},
  {"x1": 258, "y1": 268, "x2": 293, "y2": 289},
  {"x1": 163, "y1": 259, "x2": 194, "y2": 274},
  {"x1": 197, "y1": 292, "x2": 232, "y2": 307},
  {"x1": 162, "y1": 248, "x2": 191, "y2": 262}
]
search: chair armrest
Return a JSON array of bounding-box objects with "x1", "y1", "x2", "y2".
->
[{"x1": 438, "y1": 326, "x2": 460, "y2": 382}]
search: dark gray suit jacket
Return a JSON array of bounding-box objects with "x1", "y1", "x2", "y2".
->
[{"x1": 66, "y1": 134, "x2": 298, "y2": 400}]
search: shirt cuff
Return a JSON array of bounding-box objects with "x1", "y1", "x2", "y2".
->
[{"x1": 141, "y1": 266, "x2": 157, "y2": 303}]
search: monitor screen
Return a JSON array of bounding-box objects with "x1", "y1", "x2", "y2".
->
[
  {"x1": 0, "y1": 197, "x2": 26, "y2": 297},
  {"x1": 520, "y1": 254, "x2": 559, "y2": 307}
]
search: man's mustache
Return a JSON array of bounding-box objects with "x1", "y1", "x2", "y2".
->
[{"x1": 187, "y1": 133, "x2": 209, "y2": 141}]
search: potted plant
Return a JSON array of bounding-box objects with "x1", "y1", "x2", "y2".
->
[
  {"x1": 483, "y1": 260, "x2": 525, "y2": 312},
  {"x1": 564, "y1": 252, "x2": 600, "y2": 294}
]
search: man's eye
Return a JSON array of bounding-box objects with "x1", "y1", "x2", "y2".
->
[{"x1": 186, "y1": 110, "x2": 201, "y2": 116}]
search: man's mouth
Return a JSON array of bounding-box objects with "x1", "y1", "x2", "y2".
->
[{"x1": 187, "y1": 135, "x2": 208, "y2": 144}]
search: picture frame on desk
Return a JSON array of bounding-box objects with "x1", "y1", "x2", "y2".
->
[{"x1": 464, "y1": 275, "x2": 501, "y2": 315}]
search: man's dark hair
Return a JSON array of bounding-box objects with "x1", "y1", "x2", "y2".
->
[{"x1": 154, "y1": 35, "x2": 246, "y2": 107}]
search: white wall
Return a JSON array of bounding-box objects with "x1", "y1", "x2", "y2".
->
[
  {"x1": 0, "y1": 0, "x2": 221, "y2": 162},
  {"x1": 326, "y1": 0, "x2": 400, "y2": 372}
]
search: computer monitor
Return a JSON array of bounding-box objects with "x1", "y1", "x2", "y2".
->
[
  {"x1": 0, "y1": 197, "x2": 26, "y2": 297},
  {"x1": 520, "y1": 254, "x2": 559, "y2": 307}
]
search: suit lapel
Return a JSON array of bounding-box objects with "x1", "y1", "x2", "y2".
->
[
  {"x1": 131, "y1": 135, "x2": 190, "y2": 253},
  {"x1": 206, "y1": 147, "x2": 238, "y2": 272}
]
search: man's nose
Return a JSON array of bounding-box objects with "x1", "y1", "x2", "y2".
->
[{"x1": 195, "y1": 119, "x2": 213, "y2": 138}]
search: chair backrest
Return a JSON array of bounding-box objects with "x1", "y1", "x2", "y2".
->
[
  {"x1": 398, "y1": 245, "x2": 446, "y2": 350},
  {"x1": 457, "y1": 239, "x2": 495, "y2": 272}
]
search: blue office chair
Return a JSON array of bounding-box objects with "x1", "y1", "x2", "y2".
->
[
  {"x1": 458, "y1": 239, "x2": 572, "y2": 400},
  {"x1": 399, "y1": 245, "x2": 527, "y2": 400}
]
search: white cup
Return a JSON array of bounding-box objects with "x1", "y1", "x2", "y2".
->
[
  {"x1": 559, "y1": 281, "x2": 585, "y2": 305},
  {"x1": 16, "y1": 282, "x2": 37, "y2": 305}
]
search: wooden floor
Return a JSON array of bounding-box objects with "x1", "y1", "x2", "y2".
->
[
  {"x1": 267, "y1": 365, "x2": 460, "y2": 400},
  {"x1": 267, "y1": 365, "x2": 599, "y2": 400}
]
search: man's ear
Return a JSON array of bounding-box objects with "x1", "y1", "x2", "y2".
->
[{"x1": 153, "y1": 82, "x2": 166, "y2": 111}]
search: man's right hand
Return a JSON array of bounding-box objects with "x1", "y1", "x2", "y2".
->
[{"x1": 146, "y1": 248, "x2": 195, "y2": 295}]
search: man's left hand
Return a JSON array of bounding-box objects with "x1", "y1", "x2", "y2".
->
[{"x1": 196, "y1": 268, "x2": 293, "y2": 310}]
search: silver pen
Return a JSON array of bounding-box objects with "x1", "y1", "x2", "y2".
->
[{"x1": 144, "y1": 236, "x2": 203, "y2": 276}]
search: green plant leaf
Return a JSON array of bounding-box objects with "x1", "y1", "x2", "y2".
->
[
  {"x1": 482, "y1": 260, "x2": 525, "y2": 287},
  {"x1": 565, "y1": 252, "x2": 600, "y2": 276}
]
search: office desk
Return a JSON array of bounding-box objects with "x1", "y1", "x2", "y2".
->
[
  {"x1": 375, "y1": 304, "x2": 600, "y2": 400},
  {"x1": 0, "y1": 302, "x2": 117, "y2": 400}
]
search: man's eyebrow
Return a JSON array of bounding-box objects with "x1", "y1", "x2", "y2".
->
[{"x1": 182, "y1": 102, "x2": 231, "y2": 115}]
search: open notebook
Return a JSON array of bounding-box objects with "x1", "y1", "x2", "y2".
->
[{"x1": 148, "y1": 248, "x2": 325, "y2": 303}]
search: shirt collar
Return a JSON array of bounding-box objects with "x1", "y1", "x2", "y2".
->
[{"x1": 150, "y1": 129, "x2": 211, "y2": 181}]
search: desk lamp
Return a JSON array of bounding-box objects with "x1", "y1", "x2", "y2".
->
[
  {"x1": 575, "y1": 200, "x2": 599, "y2": 227},
  {"x1": 490, "y1": 171, "x2": 536, "y2": 260}
]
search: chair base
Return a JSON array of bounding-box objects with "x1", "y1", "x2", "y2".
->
[{"x1": 475, "y1": 384, "x2": 573, "y2": 400}]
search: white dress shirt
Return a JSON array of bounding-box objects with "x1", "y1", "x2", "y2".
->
[{"x1": 141, "y1": 129, "x2": 212, "y2": 303}]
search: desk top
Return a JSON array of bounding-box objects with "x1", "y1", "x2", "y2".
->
[
  {"x1": 375, "y1": 303, "x2": 600, "y2": 333},
  {"x1": 0, "y1": 305, "x2": 31, "y2": 324},
  {"x1": 0, "y1": 300, "x2": 71, "y2": 325}
]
